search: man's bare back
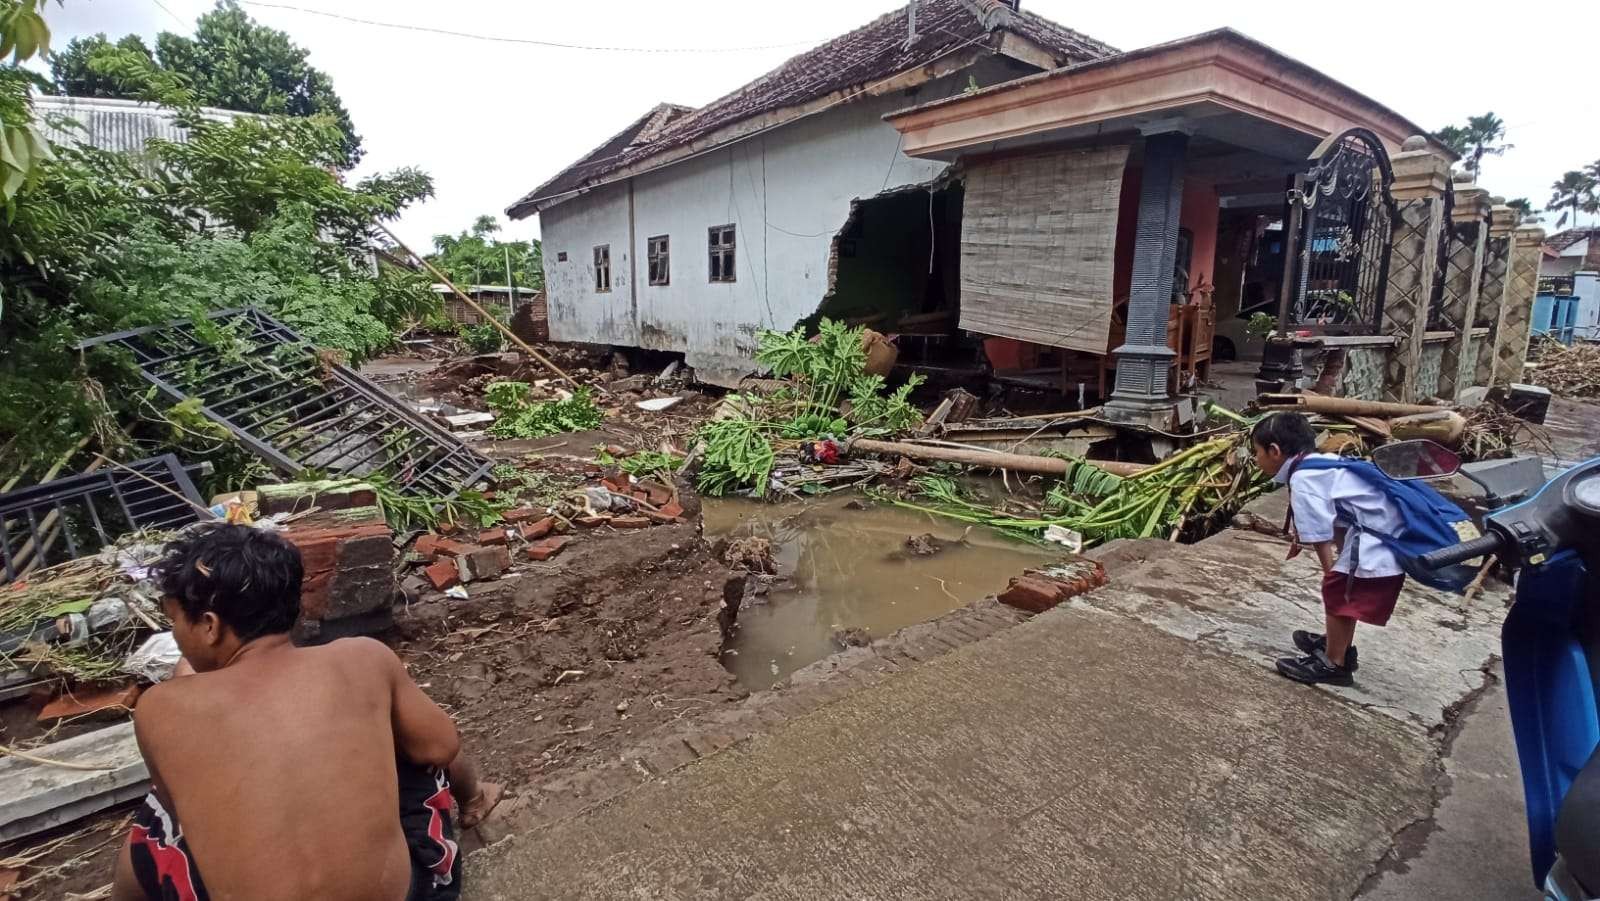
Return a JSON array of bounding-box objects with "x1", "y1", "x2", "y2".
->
[
  {"x1": 113, "y1": 526, "x2": 489, "y2": 901},
  {"x1": 134, "y1": 637, "x2": 445, "y2": 900}
]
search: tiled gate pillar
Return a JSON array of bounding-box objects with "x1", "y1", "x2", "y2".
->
[
  {"x1": 1492, "y1": 225, "x2": 1548, "y2": 386},
  {"x1": 1380, "y1": 137, "x2": 1452, "y2": 405},
  {"x1": 1436, "y1": 178, "x2": 1490, "y2": 401},
  {"x1": 1471, "y1": 202, "x2": 1518, "y2": 387}
]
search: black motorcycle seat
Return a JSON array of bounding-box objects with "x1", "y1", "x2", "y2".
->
[{"x1": 1557, "y1": 744, "x2": 1600, "y2": 894}]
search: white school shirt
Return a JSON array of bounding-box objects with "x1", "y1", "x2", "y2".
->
[{"x1": 1277, "y1": 453, "x2": 1405, "y2": 578}]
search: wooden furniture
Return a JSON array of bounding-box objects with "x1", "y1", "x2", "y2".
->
[{"x1": 1094, "y1": 288, "x2": 1215, "y2": 397}]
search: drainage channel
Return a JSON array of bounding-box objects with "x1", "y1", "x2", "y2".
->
[{"x1": 704, "y1": 493, "x2": 1061, "y2": 690}]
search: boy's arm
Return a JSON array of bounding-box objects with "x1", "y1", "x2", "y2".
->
[
  {"x1": 1311, "y1": 541, "x2": 1339, "y2": 573},
  {"x1": 361, "y1": 639, "x2": 460, "y2": 768},
  {"x1": 447, "y1": 753, "x2": 503, "y2": 828}
]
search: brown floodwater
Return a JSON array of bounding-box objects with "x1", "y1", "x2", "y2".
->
[{"x1": 703, "y1": 493, "x2": 1062, "y2": 690}]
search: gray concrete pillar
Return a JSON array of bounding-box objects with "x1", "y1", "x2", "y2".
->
[{"x1": 1105, "y1": 128, "x2": 1187, "y2": 426}]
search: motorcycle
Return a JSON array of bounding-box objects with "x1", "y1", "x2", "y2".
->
[{"x1": 1373, "y1": 440, "x2": 1600, "y2": 900}]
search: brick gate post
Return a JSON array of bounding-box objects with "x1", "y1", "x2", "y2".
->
[
  {"x1": 1492, "y1": 225, "x2": 1547, "y2": 386},
  {"x1": 1471, "y1": 201, "x2": 1518, "y2": 387},
  {"x1": 1380, "y1": 136, "x2": 1452, "y2": 404},
  {"x1": 1436, "y1": 177, "x2": 1490, "y2": 401}
]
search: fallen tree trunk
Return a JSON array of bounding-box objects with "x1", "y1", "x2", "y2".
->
[
  {"x1": 1389, "y1": 410, "x2": 1468, "y2": 448},
  {"x1": 846, "y1": 438, "x2": 1149, "y2": 477},
  {"x1": 1258, "y1": 393, "x2": 1439, "y2": 418}
]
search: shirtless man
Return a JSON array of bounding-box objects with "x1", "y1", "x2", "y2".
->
[{"x1": 111, "y1": 524, "x2": 500, "y2": 901}]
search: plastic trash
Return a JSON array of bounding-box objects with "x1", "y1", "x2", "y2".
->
[
  {"x1": 444, "y1": 585, "x2": 470, "y2": 601},
  {"x1": 124, "y1": 632, "x2": 183, "y2": 682},
  {"x1": 1043, "y1": 525, "x2": 1085, "y2": 553}
]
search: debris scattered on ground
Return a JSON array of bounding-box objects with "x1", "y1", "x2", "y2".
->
[{"x1": 1528, "y1": 339, "x2": 1600, "y2": 398}]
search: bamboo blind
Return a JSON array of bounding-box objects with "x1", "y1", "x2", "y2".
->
[{"x1": 959, "y1": 144, "x2": 1130, "y2": 354}]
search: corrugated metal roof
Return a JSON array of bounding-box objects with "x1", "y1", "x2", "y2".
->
[{"x1": 31, "y1": 94, "x2": 247, "y2": 157}]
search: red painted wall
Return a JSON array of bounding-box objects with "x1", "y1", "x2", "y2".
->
[{"x1": 1113, "y1": 167, "x2": 1220, "y2": 299}]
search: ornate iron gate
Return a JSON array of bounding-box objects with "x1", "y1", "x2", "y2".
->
[{"x1": 1278, "y1": 128, "x2": 1398, "y2": 334}]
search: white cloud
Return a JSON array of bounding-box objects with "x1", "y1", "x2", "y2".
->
[{"x1": 46, "y1": 0, "x2": 1598, "y2": 248}]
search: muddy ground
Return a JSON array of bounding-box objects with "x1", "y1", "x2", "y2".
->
[{"x1": 2, "y1": 472, "x2": 747, "y2": 901}]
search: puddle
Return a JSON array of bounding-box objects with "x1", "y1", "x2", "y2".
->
[{"x1": 704, "y1": 493, "x2": 1062, "y2": 690}]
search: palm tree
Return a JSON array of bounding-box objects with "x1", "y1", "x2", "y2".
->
[
  {"x1": 1433, "y1": 125, "x2": 1469, "y2": 159},
  {"x1": 1506, "y1": 198, "x2": 1540, "y2": 223},
  {"x1": 1546, "y1": 171, "x2": 1599, "y2": 229},
  {"x1": 1461, "y1": 112, "x2": 1511, "y2": 180}
]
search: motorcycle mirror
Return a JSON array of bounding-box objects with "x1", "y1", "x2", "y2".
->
[{"x1": 1371, "y1": 439, "x2": 1462, "y2": 481}]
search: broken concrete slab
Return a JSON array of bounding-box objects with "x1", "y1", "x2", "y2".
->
[{"x1": 0, "y1": 722, "x2": 148, "y2": 843}]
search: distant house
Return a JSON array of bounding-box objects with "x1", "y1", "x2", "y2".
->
[
  {"x1": 1540, "y1": 229, "x2": 1600, "y2": 343},
  {"x1": 509, "y1": 0, "x2": 1114, "y2": 385}
]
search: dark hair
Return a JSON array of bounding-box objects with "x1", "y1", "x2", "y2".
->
[
  {"x1": 154, "y1": 525, "x2": 303, "y2": 641},
  {"x1": 1250, "y1": 411, "x2": 1317, "y2": 457}
]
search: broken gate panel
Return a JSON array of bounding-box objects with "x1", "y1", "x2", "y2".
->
[
  {"x1": 0, "y1": 454, "x2": 205, "y2": 584},
  {"x1": 77, "y1": 308, "x2": 492, "y2": 500}
]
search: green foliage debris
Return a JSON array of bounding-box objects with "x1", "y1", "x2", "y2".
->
[{"x1": 485, "y1": 383, "x2": 604, "y2": 439}]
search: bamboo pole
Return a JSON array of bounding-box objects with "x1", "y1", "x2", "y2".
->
[
  {"x1": 371, "y1": 221, "x2": 593, "y2": 393},
  {"x1": 1257, "y1": 393, "x2": 1440, "y2": 419},
  {"x1": 846, "y1": 437, "x2": 1149, "y2": 477}
]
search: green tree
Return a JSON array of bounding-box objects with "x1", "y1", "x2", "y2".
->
[
  {"x1": 1, "y1": 0, "x2": 57, "y2": 212},
  {"x1": 1505, "y1": 198, "x2": 1539, "y2": 223},
  {"x1": 46, "y1": 1, "x2": 362, "y2": 167},
  {"x1": 1434, "y1": 112, "x2": 1511, "y2": 179},
  {"x1": 49, "y1": 33, "x2": 154, "y2": 96},
  {"x1": 429, "y1": 215, "x2": 544, "y2": 291},
  {"x1": 1547, "y1": 170, "x2": 1598, "y2": 229}
]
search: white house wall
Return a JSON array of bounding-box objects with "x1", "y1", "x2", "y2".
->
[{"x1": 538, "y1": 60, "x2": 1024, "y2": 385}]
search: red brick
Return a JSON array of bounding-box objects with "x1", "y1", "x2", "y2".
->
[
  {"x1": 434, "y1": 538, "x2": 475, "y2": 558},
  {"x1": 414, "y1": 534, "x2": 442, "y2": 560},
  {"x1": 478, "y1": 527, "x2": 509, "y2": 546},
  {"x1": 611, "y1": 515, "x2": 650, "y2": 530},
  {"x1": 38, "y1": 682, "x2": 142, "y2": 721},
  {"x1": 436, "y1": 520, "x2": 461, "y2": 535},
  {"x1": 643, "y1": 509, "x2": 681, "y2": 525},
  {"x1": 658, "y1": 501, "x2": 684, "y2": 519},
  {"x1": 601, "y1": 476, "x2": 630, "y2": 494},
  {"x1": 424, "y1": 559, "x2": 460, "y2": 590},
  {"x1": 502, "y1": 507, "x2": 540, "y2": 524},
  {"x1": 631, "y1": 490, "x2": 649, "y2": 503},
  {"x1": 641, "y1": 482, "x2": 673, "y2": 506},
  {"x1": 520, "y1": 517, "x2": 555, "y2": 541},
  {"x1": 526, "y1": 537, "x2": 571, "y2": 561},
  {"x1": 574, "y1": 516, "x2": 608, "y2": 528},
  {"x1": 604, "y1": 444, "x2": 633, "y2": 458},
  {"x1": 998, "y1": 576, "x2": 1067, "y2": 614}
]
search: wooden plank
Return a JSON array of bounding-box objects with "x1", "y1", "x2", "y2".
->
[{"x1": 0, "y1": 722, "x2": 148, "y2": 843}]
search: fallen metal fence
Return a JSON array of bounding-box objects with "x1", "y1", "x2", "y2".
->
[
  {"x1": 0, "y1": 454, "x2": 205, "y2": 584},
  {"x1": 77, "y1": 308, "x2": 493, "y2": 500}
]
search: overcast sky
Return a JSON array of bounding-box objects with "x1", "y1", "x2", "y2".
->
[{"x1": 45, "y1": 0, "x2": 1598, "y2": 248}]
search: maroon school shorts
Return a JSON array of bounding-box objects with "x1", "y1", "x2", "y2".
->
[{"x1": 1322, "y1": 570, "x2": 1405, "y2": 626}]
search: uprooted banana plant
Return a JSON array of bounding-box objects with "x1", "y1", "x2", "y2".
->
[
  {"x1": 880, "y1": 428, "x2": 1271, "y2": 547},
  {"x1": 695, "y1": 319, "x2": 924, "y2": 497}
]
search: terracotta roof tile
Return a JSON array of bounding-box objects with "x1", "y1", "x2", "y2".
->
[{"x1": 508, "y1": 0, "x2": 1113, "y2": 217}]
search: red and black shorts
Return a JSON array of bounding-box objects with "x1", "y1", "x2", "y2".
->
[{"x1": 129, "y1": 758, "x2": 461, "y2": 901}]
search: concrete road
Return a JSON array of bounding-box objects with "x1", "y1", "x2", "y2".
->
[
  {"x1": 466, "y1": 490, "x2": 1519, "y2": 900},
  {"x1": 1358, "y1": 669, "x2": 1540, "y2": 901}
]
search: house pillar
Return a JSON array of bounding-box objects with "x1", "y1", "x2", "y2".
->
[
  {"x1": 1492, "y1": 225, "x2": 1548, "y2": 385},
  {"x1": 1379, "y1": 136, "x2": 1452, "y2": 405},
  {"x1": 1104, "y1": 126, "x2": 1188, "y2": 426},
  {"x1": 1436, "y1": 177, "x2": 1491, "y2": 401},
  {"x1": 1471, "y1": 201, "x2": 1518, "y2": 387}
]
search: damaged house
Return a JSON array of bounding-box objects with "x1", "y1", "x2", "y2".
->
[
  {"x1": 508, "y1": 0, "x2": 1114, "y2": 386},
  {"x1": 513, "y1": 1, "x2": 1486, "y2": 414}
]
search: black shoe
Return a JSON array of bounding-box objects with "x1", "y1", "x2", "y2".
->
[
  {"x1": 1292, "y1": 630, "x2": 1359, "y2": 672},
  {"x1": 1276, "y1": 652, "x2": 1354, "y2": 686}
]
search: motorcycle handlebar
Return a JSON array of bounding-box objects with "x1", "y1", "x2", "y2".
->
[{"x1": 1418, "y1": 533, "x2": 1506, "y2": 570}]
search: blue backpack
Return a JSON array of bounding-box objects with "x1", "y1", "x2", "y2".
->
[{"x1": 1291, "y1": 457, "x2": 1484, "y2": 593}]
